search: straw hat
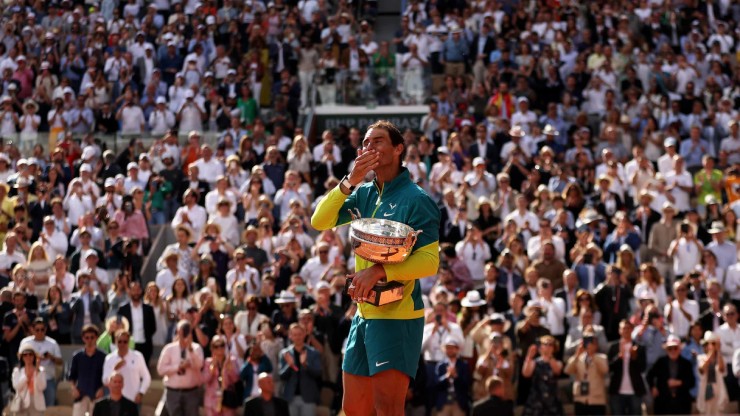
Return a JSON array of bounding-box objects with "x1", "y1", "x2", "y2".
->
[
  {"x1": 508, "y1": 125, "x2": 526, "y2": 138},
  {"x1": 275, "y1": 290, "x2": 298, "y2": 304},
  {"x1": 461, "y1": 291, "x2": 487, "y2": 308},
  {"x1": 543, "y1": 124, "x2": 559, "y2": 136}
]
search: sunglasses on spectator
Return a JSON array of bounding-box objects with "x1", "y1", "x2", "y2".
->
[
  {"x1": 211, "y1": 343, "x2": 225, "y2": 349},
  {"x1": 117, "y1": 338, "x2": 130, "y2": 344}
]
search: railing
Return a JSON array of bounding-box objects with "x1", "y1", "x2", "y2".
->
[
  {"x1": 6, "y1": 131, "x2": 230, "y2": 157},
  {"x1": 313, "y1": 66, "x2": 430, "y2": 108}
]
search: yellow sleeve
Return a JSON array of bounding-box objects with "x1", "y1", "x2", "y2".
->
[
  {"x1": 310, "y1": 186, "x2": 350, "y2": 231},
  {"x1": 382, "y1": 241, "x2": 439, "y2": 281}
]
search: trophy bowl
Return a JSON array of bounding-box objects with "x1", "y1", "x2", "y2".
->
[{"x1": 347, "y1": 209, "x2": 422, "y2": 264}]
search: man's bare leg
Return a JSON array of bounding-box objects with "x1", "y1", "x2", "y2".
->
[{"x1": 343, "y1": 372, "x2": 375, "y2": 416}]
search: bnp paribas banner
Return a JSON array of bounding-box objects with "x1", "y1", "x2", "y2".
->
[{"x1": 313, "y1": 105, "x2": 428, "y2": 133}]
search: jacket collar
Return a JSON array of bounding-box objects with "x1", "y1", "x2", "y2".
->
[{"x1": 373, "y1": 168, "x2": 411, "y2": 195}]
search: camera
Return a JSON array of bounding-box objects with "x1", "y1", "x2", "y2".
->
[
  {"x1": 583, "y1": 336, "x2": 594, "y2": 347},
  {"x1": 680, "y1": 223, "x2": 690, "y2": 233},
  {"x1": 435, "y1": 314, "x2": 442, "y2": 324},
  {"x1": 583, "y1": 253, "x2": 593, "y2": 264}
]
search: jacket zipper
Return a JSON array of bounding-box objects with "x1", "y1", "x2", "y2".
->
[{"x1": 370, "y1": 181, "x2": 384, "y2": 218}]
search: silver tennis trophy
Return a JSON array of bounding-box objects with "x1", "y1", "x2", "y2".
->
[{"x1": 345, "y1": 208, "x2": 422, "y2": 306}]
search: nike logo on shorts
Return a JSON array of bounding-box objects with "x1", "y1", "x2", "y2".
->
[
  {"x1": 375, "y1": 361, "x2": 390, "y2": 367},
  {"x1": 383, "y1": 212, "x2": 393, "y2": 217}
]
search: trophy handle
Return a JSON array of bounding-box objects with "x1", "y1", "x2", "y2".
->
[
  {"x1": 348, "y1": 208, "x2": 363, "y2": 220},
  {"x1": 404, "y1": 230, "x2": 422, "y2": 248}
]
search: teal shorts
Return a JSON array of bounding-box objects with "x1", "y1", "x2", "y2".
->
[{"x1": 342, "y1": 314, "x2": 424, "y2": 379}]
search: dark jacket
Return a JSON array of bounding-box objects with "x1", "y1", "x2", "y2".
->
[
  {"x1": 240, "y1": 356, "x2": 273, "y2": 400},
  {"x1": 477, "y1": 284, "x2": 509, "y2": 313},
  {"x1": 646, "y1": 355, "x2": 695, "y2": 415},
  {"x1": 278, "y1": 345, "x2": 322, "y2": 403},
  {"x1": 433, "y1": 359, "x2": 472, "y2": 412},
  {"x1": 472, "y1": 395, "x2": 513, "y2": 416},
  {"x1": 243, "y1": 395, "x2": 289, "y2": 416},
  {"x1": 607, "y1": 341, "x2": 647, "y2": 396},
  {"x1": 92, "y1": 396, "x2": 139, "y2": 416},
  {"x1": 117, "y1": 301, "x2": 156, "y2": 344}
]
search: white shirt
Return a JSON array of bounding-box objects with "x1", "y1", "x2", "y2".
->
[
  {"x1": 454, "y1": 241, "x2": 491, "y2": 281},
  {"x1": 119, "y1": 105, "x2": 146, "y2": 135},
  {"x1": 529, "y1": 297, "x2": 566, "y2": 336},
  {"x1": 148, "y1": 108, "x2": 176, "y2": 136},
  {"x1": 716, "y1": 322, "x2": 740, "y2": 363},
  {"x1": 726, "y1": 264, "x2": 740, "y2": 300},
  {"x1": 102, "y1": 350, "x2": 151, "y2": 401},
  {"x1": 41, "y1": 229, "x2": 68, "y2": 259},
  {"x1": 665, "y1": 170, "x2": 692, "y2": 212},
  {"x1": 194, "y1": 157, "x2": 224, "y2": 185},
  {"x1": 672, "y1": 237, "x2": 702, "y2": 277},
  {"x1": 19, "y1": 336, "x2": 61, "y2": 380},
  {"x1": 504, "y1": 210, "x2": 541, "y2": 233},
  {"x1": 130, "y1": 302, "x2": 145, "y2": 343},
  {"x1": 204, "y1": 190, "x2": 237, "y2": 216},
  {"x1": 421, "y1": 322, "x2": 464, "y2": 362},
  {"x1": 299, "y1": 257, "x2": 331, "y2": 290},
  {"x1": 526, "y1": 235, "x2": 566, "y2": 262},
  {"x1": 155, "y1": 269, "x2": 181, "y2": 299},
  {"x1": 618, "y1": 340, "x2": 635, "y2": 395},
  {"x1": 664, "y1": 298, "x2": 699, "y2": 338},
  {"x1": 172, "y1": 204, "x2": 208, "y2": 237},
  {"x1": 225, "y1": 266, "x2": 261, "y2": 296}
]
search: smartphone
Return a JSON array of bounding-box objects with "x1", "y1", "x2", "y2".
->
[{"x1": 295, "y1": 285, "x2": 307, "y2": 293}]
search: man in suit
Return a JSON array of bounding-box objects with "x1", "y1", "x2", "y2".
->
[
  {"x1": 134, "y1": 45, "x2": 159, "y2": 87},
  {"x1": 555, "y1": 270, "x2": 580, "y2": 320},
  {"x1": 595, "y1": 265, "x2": 632, "y2": 341},
  {"x1": 70, "y1": 272, "x2": 104, "y2": 343},
  {"x1": 279, "y1": 323, "x2": 322, "y2": 416},
  {"x1": 607, "y1": 320, "x2": 647, "y2": 416},
  {"x1": 93, "y1": 372, "x2": 139, "y2": 416},
  {"x1": 468, "y1": 123, "x2": 500, "y2": 172},
  {"x1": 433, "y1": 337, "x2": 472, "y2": 416},
  {"x1": 469, "y1": 23, "x2": 496, "y2": 86},
  {"x1": 117, "y1": 281, "x2": 156, "y2": 364},
  {"x1": 646, "y1": 335, "x2": 695, "y2": 415},
  {"x1": 243, "y1": 373, "x2": 289, "y2": 416},
  {"x1": 478, "y1": 262, "x2": 509, "y2": 313},
  {"x1": 473, "y1": 376, "x2": 513, "y2": 416}
]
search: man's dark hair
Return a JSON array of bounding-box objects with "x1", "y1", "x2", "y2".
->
[
  {"x1": 81, "y1": 324, "x2": 100, "y2": 336},
  {"x1": 367, "y1": 120, "x2": 406, "y2": 164}
]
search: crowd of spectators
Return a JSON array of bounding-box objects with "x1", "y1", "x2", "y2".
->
[{"x1": 1, "y1": 0, "x2": 740, "y2": 416}]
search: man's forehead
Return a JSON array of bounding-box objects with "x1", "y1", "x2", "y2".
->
[{"x1": 363, "y1": 128, "x2": 389, "y2": 141}]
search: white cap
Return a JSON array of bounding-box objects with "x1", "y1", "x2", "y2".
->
[
  {"x1": 156, "y1": 96, "x2": 167, "y2": 104},
  {"x1": 16, "y1": 55, "x2": 26, "y2": 62},
  {"x1": 81, "y1": 146, "x2": 96, "y2": 160},
  {"x1": 472, "y1": 157, "x2": 485, "y2": 166},
  {"x1": 83, "y1": 249, "x2": 99, "y2": 260},
  {"x1": 227, "y1": 68, "x2": 236, "y2": 75},
  {"x1": 79, "y1": 163, "x2": 92, "y2": 173},
  {"x1": 205, "y1": 15, "x2": 216, "y2": 25},
  {"x1": 127, "y1": 162, "x2": 139, "y2": 171},
  {"x1": 185, "y1": 90, "x2": 194, "y2": 98},
  {"x1": 104, "y1": 178, "x2": 116, "y2": 187}
]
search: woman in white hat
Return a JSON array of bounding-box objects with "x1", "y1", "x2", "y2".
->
[
  {"x1": 18, "y1": 99, "x2": 39, "y2": 154},
  {"x1": 10, "y1": 344, "x2": 47, "y2": 415},
  {"x1": 459, "y1": 290, "x2": 488, "y2": 366},
  {"x1": 697, "y1": 331, "x2": 728, "y2": 414}
]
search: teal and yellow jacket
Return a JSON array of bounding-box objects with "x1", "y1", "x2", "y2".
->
[{"x1": 311, "y1": 169, "x2": 440, "y2": 320}]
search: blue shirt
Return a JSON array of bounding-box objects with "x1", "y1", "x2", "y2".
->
[
  {"x1": 441, "y1": 37, "x2": 469, "y2": 62},
  {"x1": 68, "y1": 348, "x2": 106, "y2": 401}
]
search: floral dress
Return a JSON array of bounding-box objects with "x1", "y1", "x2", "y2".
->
[{"x1": 522, "y1": 358, "x2": 564, "y2": 416}]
